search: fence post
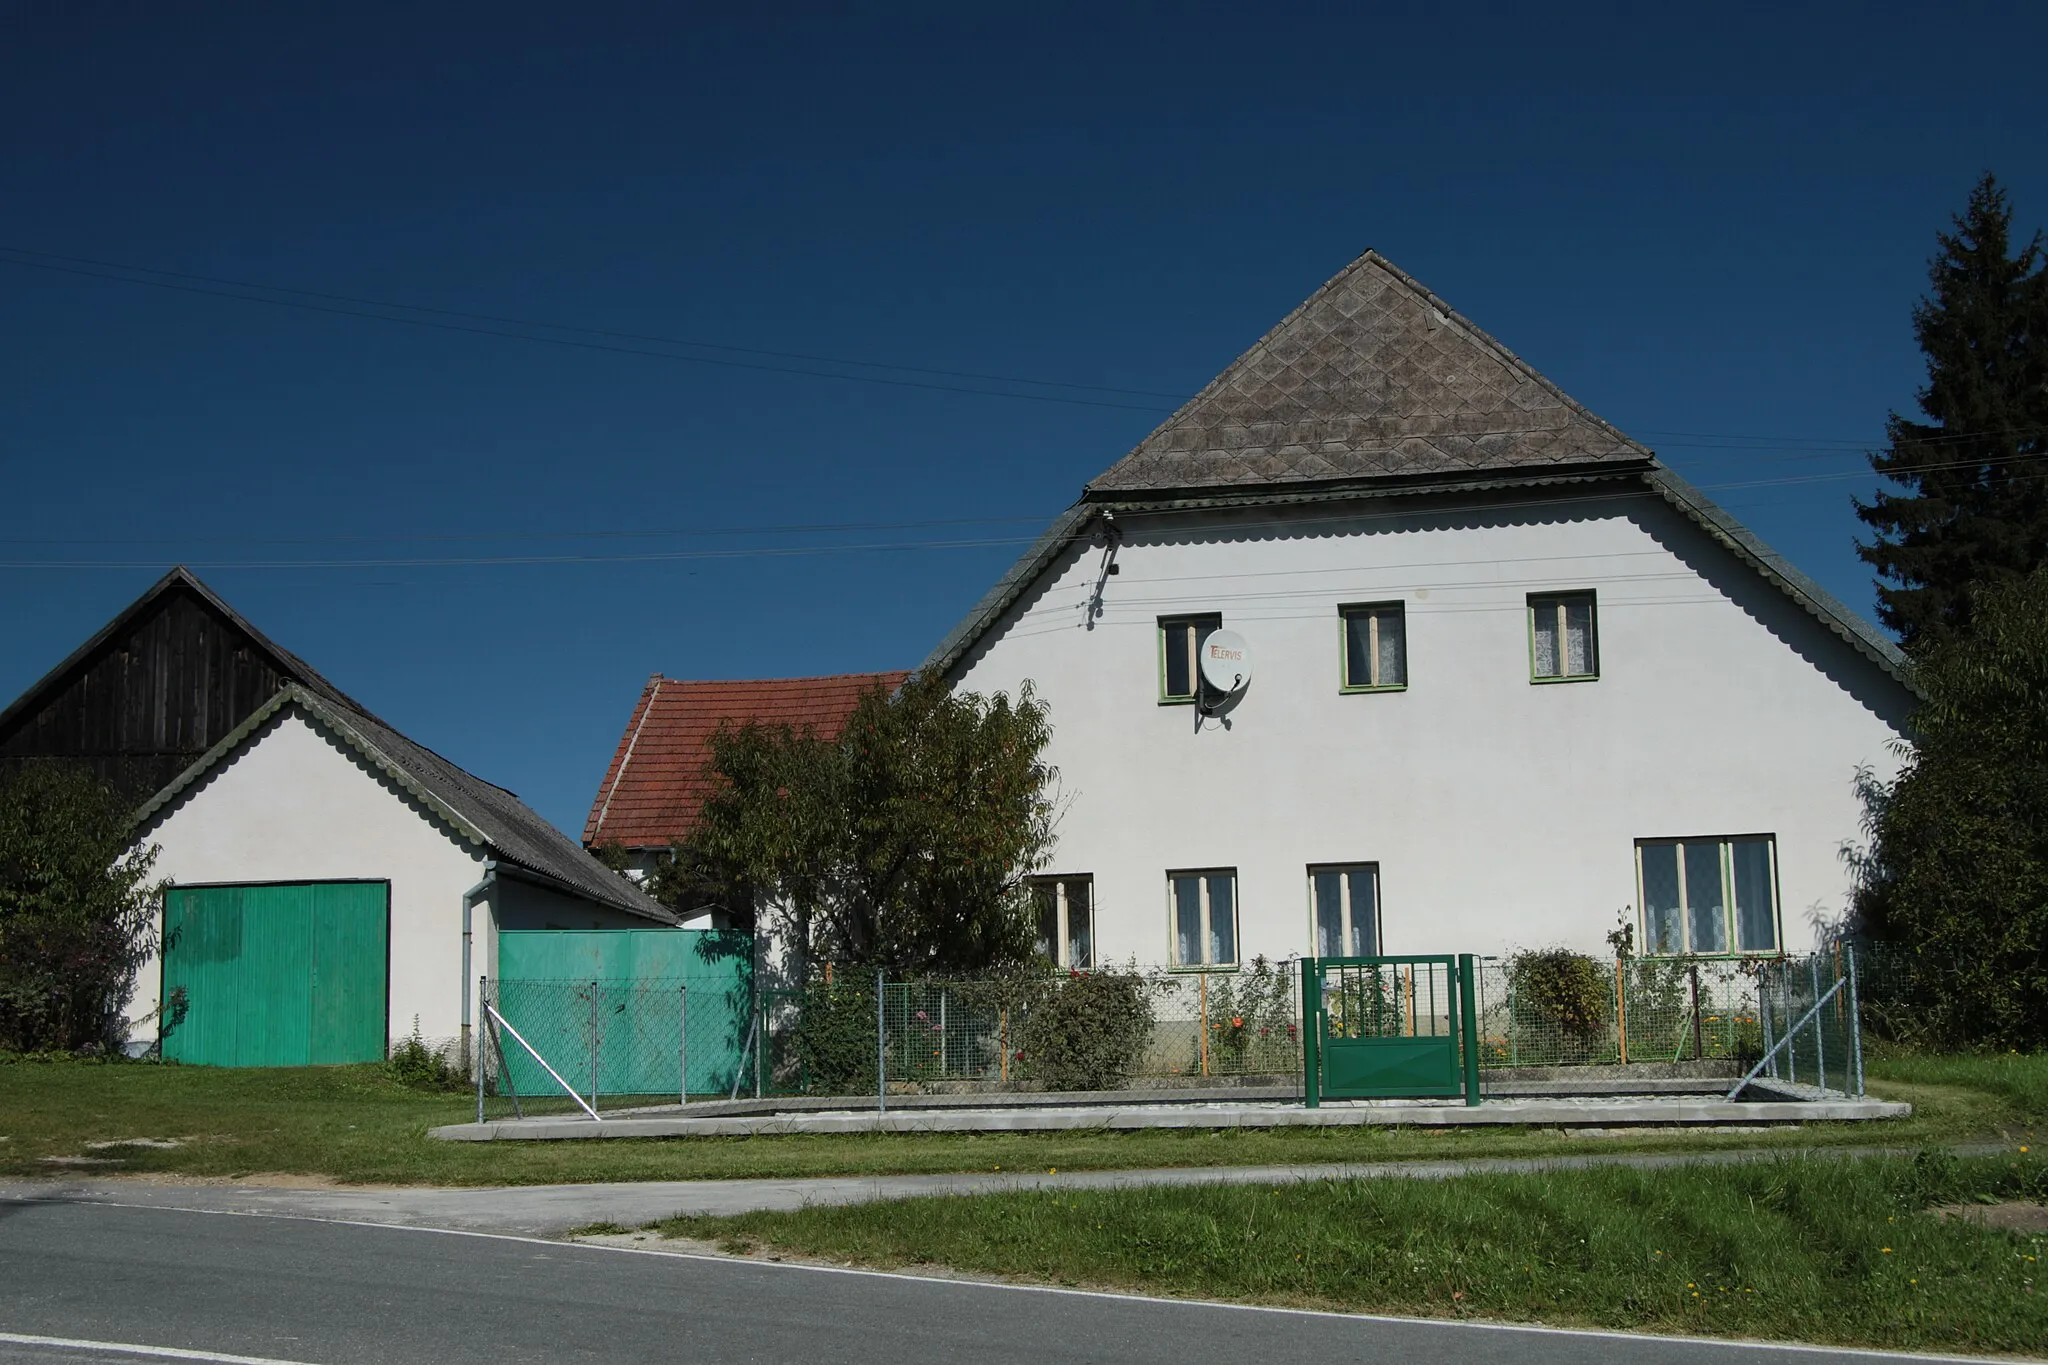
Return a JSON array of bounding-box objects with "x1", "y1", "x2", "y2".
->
[
  {"x1": 876, "y1": 969, "x2": 887, "y2": 1116},
  {"x1": 678, "y1": 983, "x2": 688, "y2": 1106},
  {"x1": 1300, "y1": 957, "x2": 1321, "y2": 1109},
  {"x1": 1846, "y1": 944, "x2": 1864, "y2": 1097},
  {"x1": 1759, "y1": 967, "x2": 1776, "y2": 1078},
  {"x1": 589, "y1": 980, "x2": 601, "y2": 1116},
  {"x1": 1614, "y1": 958, "x2": 1629, "y2": 1064},
  {"x1": 1810, "y1": 956, "x2": 1825, "y2": 1091},
  {"x1": 1458, "y1": 954, "x2": 1480, "y2": 1107},
  {"x1": 1688, "y1": 964, "x2": 1704, "y2": 1061},
  {"x1": 476, "y1": 975, "x2": 488, "y2": 1125},
  {"x1": 1199, "y1": 972, "x2": 1210, "y2": 1077}
]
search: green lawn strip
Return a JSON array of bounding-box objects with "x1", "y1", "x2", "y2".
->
[
  {"x1": 654, "y1": 1151, "x2": 2048, "y2": 1356},
  {"x1": 0, "y1": 1052, "x2": 2036, "y2": 1187}
]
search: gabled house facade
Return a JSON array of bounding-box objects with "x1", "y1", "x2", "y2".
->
[
  {"x1": 1, "y1": 569, "x2": 673, "y2": 1064},
  {"x1": 928, "y1": 251, "x2": 1914, "y2": 971}
]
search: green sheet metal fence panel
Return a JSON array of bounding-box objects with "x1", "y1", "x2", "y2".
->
[
  {"x1": 494, "y1": 929, "x2": 752, "y2": 1097},
  {"x1": 1302, "y1": 954, "x2": 1479, "y2": 1104},
  {"x1": 160, "y1": 882, "x2": 389, "y2": 1068}
]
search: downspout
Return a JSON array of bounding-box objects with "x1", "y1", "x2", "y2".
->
[{"x1": 461, "y1": 859, "x2": 499, "y2": 1072}]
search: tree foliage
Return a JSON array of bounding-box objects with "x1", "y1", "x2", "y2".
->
[
  {"x1": 1848, "y1": 569, "x2": 2048, "y2": 1047},
  {"x1": 691, "y1": 673, "x2": 1057, "y2": 977},
  {"x1": 0, "y1": 760, "x2": 162, "y2": 1053},
  {"x1": 1857, "y1": 173, "x2": 2048, "y2": 649}
]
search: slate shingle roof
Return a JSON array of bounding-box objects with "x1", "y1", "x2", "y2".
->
[
  {"x1": 1088, "y1": 250, "x2": 1651, "y2": 495},
  {"x1": 583, "y1": 672, "x2": 912, "y2": 850}
]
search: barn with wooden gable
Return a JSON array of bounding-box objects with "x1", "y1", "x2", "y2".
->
[{"x1": 0, "y1": 568, "x2": 674, "y2": 1065}]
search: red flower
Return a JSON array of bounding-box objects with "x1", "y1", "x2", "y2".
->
[{"x1": 1231, "y1": 1016, "x2": 1244, "y2": 1028}]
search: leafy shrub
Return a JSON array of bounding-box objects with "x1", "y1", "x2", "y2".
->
[
  {"x1": 1507, "y1": 948, "x2": 1611, "y2": 1059},
  {"x1": 1205, "y1": 957, "x2": 1298, "y2": 1074},
  {"x1": 386, "y1": 1018, "x2": 464, "y2": 1091},
  {"x1": 0, "y1": 760, "x2": 163, "y2": 1054},
  {"x1": 1017, "y1": 967, "x2": 1154, "y2": 1090},
  {"x1": 787, "y1": 979, "x2": 882, "y2": 1095}
]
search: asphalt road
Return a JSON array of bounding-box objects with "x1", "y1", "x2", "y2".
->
[{"x1": 0, "y1": 1198, "x2": 1972, "y2": 1365}]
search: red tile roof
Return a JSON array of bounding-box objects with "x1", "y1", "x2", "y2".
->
[{"x1": 582, "y1": 671, "x2": 911, "y2": 850}]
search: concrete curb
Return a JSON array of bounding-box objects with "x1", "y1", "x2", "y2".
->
[{"x1": 431, "y1": 1095, "x2": 1911, "y2": 1142}]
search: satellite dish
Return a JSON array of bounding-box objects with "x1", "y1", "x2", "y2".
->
[{"x1": 1199, "y1": 629, "x2": 1252, "y2": 695}]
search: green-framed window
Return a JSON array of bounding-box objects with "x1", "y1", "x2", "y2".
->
[
  {"x1": 1636, "y1": 836, "x2": 1780, "y2": 956},
  {"x1": 1169, "y1": 868, "x2": 1237, "y2": 968},
  {"x1": 1340, "y1": 603, "x2": 1407, "y2": 691},
  {"x1": 1528, "y1": 591, "x2": 1598, "y2": 682},
  {"x1": 1031, "y1": 874, "x2": 1093, "y2": 970},
  {"x1": 1309, "y1": 863, "x2": 1380, "y2": 957},
  {"x1": 1158, "y1": 614, "x2": 1221, "y2": 704}
]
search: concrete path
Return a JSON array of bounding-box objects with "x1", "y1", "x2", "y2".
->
[{"x1": 0, "y1": 1142, "x2": 1994, "y2": 1238}]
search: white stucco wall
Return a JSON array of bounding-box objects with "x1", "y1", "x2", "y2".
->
[
  {"x1": 951, "y1": 490, "x2": 1914, "y2": 967},
  {"x1": 133, "y1": 706, "x2": 493, "y2": 1053}
]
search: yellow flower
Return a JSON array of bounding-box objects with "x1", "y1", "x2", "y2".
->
[{"x1": 1881, "y1": 1248, "x2": 1892, "y2": 1254}]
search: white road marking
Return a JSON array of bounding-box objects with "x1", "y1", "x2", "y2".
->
[{"x1": 0, "y1": 1332, "x2": 321, "y2": 1365}]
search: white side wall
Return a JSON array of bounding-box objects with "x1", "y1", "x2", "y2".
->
[
  {"x1": 952, "y1": 491, "x2": 1914, "y2": 966},
  {"x1": 133, "y1": 706, "x2": 491, "y2": 1052}
]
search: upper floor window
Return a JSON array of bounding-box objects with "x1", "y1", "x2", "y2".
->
[
  {"x1": 1158, "y1": 615, "x2": 1222, "y2": 704},
  {"x1": 1636, "y1": 836, "x2": 1780, "y2": 956},
  {"x1": 1031, "y1": 874, "x2": 1093, "y2": 970},
  {"x1": 1340, "y1": 603, "x2": 1407, "y2": 691},
  {"x1": 1310, "y1": 863, "x2": 1380, "y2": 957},
  {"x1": 1169, "y1": 868, "x2": 1237, "y2": 968},
  {"x1": 1529, "y1": 591, "x2": 1598, "y2": 682}
]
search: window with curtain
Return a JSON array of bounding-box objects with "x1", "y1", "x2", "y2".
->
[
  {"x1": 1030, "y1": 875, "x2": 1093, "y2": 969},
  {"x1": 1635, "y1": 836, "x2": 1780, "y2": 955},
  {"x1": 1529, "y1": 592, "x2": 1598, "y2": 682},
  {"x1": 1310, "y1": 863, "x2": 1380, "y2": 957},
  {"x1": 1168, "y1": 869, "x2": 1238, "y2": 968},
  {"x1": 1340, "y1": 603, "x2": 1407, "y2": 690},
  {"x1": 1158, "y1": 615, "x2": 1222, "y2": 703}
]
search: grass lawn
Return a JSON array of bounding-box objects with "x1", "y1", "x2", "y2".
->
[
  {"x1": 654, "y1": 1149, "x2": 2048, "y2": 1355},
  {"x1": 0, "y1": 1049, "x2": 2039, "y2": 1187}
]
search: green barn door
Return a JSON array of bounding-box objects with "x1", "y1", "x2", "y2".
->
[{"x1": 162, "y1": 882, "x2": 389, "y2": 1067}]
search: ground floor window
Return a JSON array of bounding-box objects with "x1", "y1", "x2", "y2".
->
[
  {"x1": 1636, "y1": 836, "x2": 1779, "y2": 955},
  {"x1": 1310, "y1": 863, "x2": 1380, "y2": 957},
  {"x1": 1030, "y1": 875, "x2": 1093, "y2": 969},
  {"x1": 1168, "y1": 869, "x2": 1237, "y2": 968}
]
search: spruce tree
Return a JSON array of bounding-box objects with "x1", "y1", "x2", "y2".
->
[{"x1": 1856, "y1": 173, "x2": 2048, "y2": 648}]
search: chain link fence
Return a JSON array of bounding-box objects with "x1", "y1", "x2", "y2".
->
[
  {"x1": 477, "y1": 948, "x2": 1869, "y2": 1114},
  {"x1": 477, "y1": 976, "x2": 751, "y2": 1120},
  {"x1": 757, "y1": 960, "x2": 1305, "y2": 1097}
]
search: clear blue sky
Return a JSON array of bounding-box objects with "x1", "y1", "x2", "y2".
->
[{"x1": 4, "y1": 4, "x2": 2044, "y2": 836}]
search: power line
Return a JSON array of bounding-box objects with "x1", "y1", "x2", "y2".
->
[
  {"x1": 0, "y1": 245, "x2": 1194, "y2": 402},
  {"x1": 7, "y1": 244, "x2": 2041, "y2": 462},
  {"x1": 0, "y1": 253, "x2": 1177, "y2": 415}
]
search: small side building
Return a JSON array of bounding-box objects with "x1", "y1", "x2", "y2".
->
[
  {"x1": 583, "y1": 671, "x2": 911, "y2": 923},
  {"x1": 0, "y1": 568, "x2": 674, "y2": 1065}
]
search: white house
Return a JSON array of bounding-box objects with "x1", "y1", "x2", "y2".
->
[
  {"x1": 0, "y1": 569, "x2": 674, "y2": 1065},
  {"x1": 927, "y1": 251, "x2": 1915, "y2": 971}
]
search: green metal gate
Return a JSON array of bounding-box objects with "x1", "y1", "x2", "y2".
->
[
  {"x1": 1301, "y1": 954, "x2": 1480, "y2": 1106},
  {"x1": 160, "y1": 882, "x2": 390, "y2": 1067},
  {"x1": 494, "y1": 929, "x2": 752, "y2": 1096}
]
